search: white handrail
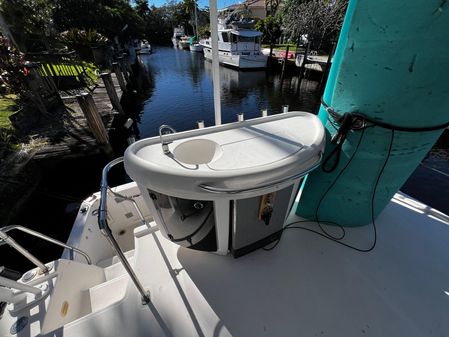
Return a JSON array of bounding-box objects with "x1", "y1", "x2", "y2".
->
[
  {"x1": 99, "y1": 157, "x2": 151, "y2": 304},
  {"x1": 0, "y1": 230, "x2": 48, "y2": 272},
  {"x1": 0, "y1": 225, "x2": 91, "y2": 265},
  {"x1": 0, "y1": 276, "x2": 41, "y2": 295}
]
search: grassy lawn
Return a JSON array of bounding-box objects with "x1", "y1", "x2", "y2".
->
[
  {"x1": 0, "y1": 94, "x2": 17, "y2": 129},
  {"x1": 262, "y1": 44, "x2": 300, "y2": 52},
  {"x1": 0, "y1": 94, "x2": 20, "y2": 154}
]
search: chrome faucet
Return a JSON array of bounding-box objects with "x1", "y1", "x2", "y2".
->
[{"x1": 159, "y1": 124, "x2": 176, "y2": 154}]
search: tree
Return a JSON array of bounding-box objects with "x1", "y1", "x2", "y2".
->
[
  {"x1": 265, "y1": 0, "x2": 282, "y2": 16},
  {"x1": 135, "y1": 0, "x2": 150, "y2": 18},
  {"x1": 182, "y1": 0, "x2": 198, "y2": 35},
  {"x1": 255, "y1": 16, "x2": 281, "y2": 45},
  {"x1": 52, "y1": 0, "x2": 144, "y2": 42},
  {"x1": 0, "y1": 0, "x2": 55, "y2": 51},
  {"x1": 281, "y1": 0, "x2": 348, "y2": 50}
]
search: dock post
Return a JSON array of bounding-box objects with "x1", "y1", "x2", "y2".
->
[
  {"x1": 122, "y1": 53, "x2": 133, "y2": 76},
  {"x1": 117, "y1": 56, "x2": 130, "y2": 83},
  {"x1": 101, "y1": 72, "x2": 125, "y2": 115},
  {"x1": 112, "y1": 62, "x2": 127, "y2": 93},
  {"x1": 76, "y1": 93, "x2": 113, "y2": 155},
  {"x1": 299, "y1": 42, "x2": 310, "y2": 80},
  {"x1": 318, "y1": 41, "x2": 336, "y2": 95},
  {"x1": 280, "y1": 45, "x2": 290, "y2": 82}
]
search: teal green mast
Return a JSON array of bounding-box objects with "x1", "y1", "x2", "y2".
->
[{"x1": 297, "y1": 0, "x2": 449, "y2": 226}]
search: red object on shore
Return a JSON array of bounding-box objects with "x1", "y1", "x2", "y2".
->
[{"x1": 281, "y1": 51, "x2": 294, "y2": 59}]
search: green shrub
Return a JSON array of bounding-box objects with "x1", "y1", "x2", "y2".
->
[{"x1": 58, "y1": 29, "x2": 109, "y2": 60}]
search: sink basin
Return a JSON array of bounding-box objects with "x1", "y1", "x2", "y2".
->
[
  {"x1": 173, "y1": 139, "x2": 222, "y2": 165},
  {"x1": 124, "y1": 112, "x2": 325, "y2": 200}
]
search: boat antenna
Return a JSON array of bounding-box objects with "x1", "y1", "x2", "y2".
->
[
  {"x1": 194, "y1": 1, "x2": 199, "y2": 39},
  {"x1": 209, "y1": 0, "x2": 222, "y2": 125}
]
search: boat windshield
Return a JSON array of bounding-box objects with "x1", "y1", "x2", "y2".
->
[
  {"x1": 222, "y1": 32, "x2": 229, "y2": 42},
  {"x1": 230, "y1": 35, "x2": 258, "y2": 43}
]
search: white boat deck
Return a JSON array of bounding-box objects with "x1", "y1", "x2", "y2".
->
[
  {"x1": 2, "y1": 192, "x2": 449, "y2": 336},
  {"x1": 122, "y1": 192, "x2": 449, "y2": 337}
]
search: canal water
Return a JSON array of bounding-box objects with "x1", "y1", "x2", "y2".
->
[
  {"x1": 3, "y1": 46, "x2": 449, "y2": 272},
  {"x1": 135, "y1": 47, "x2": 320, "y2": 137}
]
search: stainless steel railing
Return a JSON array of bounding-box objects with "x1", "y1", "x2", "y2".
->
[
  {"x1": 99, "y1": 157, "x2": 151, "y2": 304},
  {"x1": 0, "y1": 225, "x2": 92, "y2": 273}
]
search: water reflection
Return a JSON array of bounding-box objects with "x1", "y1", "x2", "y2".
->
[
  {"x1": 134, "y1": 55, "x2": 155, "y2": 97},
  {"x1": 204, "y1": 61, "x2": 266, "y2": 107},
  {"x1": 188, "y1": 52, "x2": 205, "y2": 87},
  {"x1": 136, "y1": 47, "x2": 320, "y2": 137}
]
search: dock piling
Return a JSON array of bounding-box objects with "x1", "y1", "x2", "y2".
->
[
  {"x1": 122, "y1": 53, "x2": 133, "y2": 76},
  {"x1": 299, "y1": 42, "x2": 311, "y2": 80},
  {"x1": 117, "y1": 56, "x2": 130, "y2": 83},
  {"x1": 112, "y1": 62, "x2": 127, "y2": 93},
  {"x1": 101, "y1": 72, "x2": 125, "y2": 115},
  {"x1": 318, "y1": 42, "x2": 336, "y2": 95},
  {"x1": 280, "y1": 45, "x2": 290, "y2": 81},
  {"x1": 76, "y1": 93, "x2": 113, "y2": 155}
]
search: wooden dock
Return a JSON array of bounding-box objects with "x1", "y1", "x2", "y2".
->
[{"x1": 33, "y1": 73, "x2": 124, "y2": 160}]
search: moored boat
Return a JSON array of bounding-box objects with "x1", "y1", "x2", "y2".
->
[
  {"x1": 189, "y1": 3, "x2": 203, "y2": 53},
  {"x1": 200, "y1": 11, "x2": 267, "y2": 69},
  {"x1": 189, "y1": 42, "x2": 203, "y2": 52},
  {"x1": 178, "y1": 36, "x2": 191, "y2": 50},
  {"x1": 137, "y1": 40, "x2": 152, "y2": 55},
  {"x1": 172, "y1": 27, "x2": 185, "y2": 48}
]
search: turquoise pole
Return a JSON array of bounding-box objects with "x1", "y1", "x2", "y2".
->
[{"x1": 297, "y1": 0, "x2": 449, "y2": 226}]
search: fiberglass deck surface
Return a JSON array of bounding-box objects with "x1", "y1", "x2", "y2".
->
[{"x1": 129, "y1": 192, "x2": 449, "y2": 337}]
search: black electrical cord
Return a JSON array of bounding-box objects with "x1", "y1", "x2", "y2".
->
[
  {"x1": 313, "y1": 127, "x2": 367, "y2": 240},
  {"x1": 264, "y1": 128, "x2": 395, "y2": 253},
  {"x1": 265, "y1": 95, "x2": 449, "y2": 253},
  {"x1": 322, "y1": 113, "x2": 358, "y2": 173}
]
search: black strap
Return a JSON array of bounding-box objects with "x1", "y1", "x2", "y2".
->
[
  {"x1": 321, "y1": 97, "x2": 449, "y2": 132},
  {"x1": 322, "y1": 113, "x2": 353, "y2": 173},
  {"x1": 320, "y1": 97, "x2": 449, "y2": 173}
]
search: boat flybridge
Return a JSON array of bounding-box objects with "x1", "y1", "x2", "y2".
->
[
  {"x1": 200, "y1": 9, "x2": 267, "y2": 69},
  {"x1": 171, "y1": 27, "x2": 186, "y2": 49},
  {"x1": 2, "y1": 0, "x2": 449, "y2": 336}
]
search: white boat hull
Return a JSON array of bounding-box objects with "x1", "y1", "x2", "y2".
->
[
  {"x1": 203, "y1": 47, "x2": 267, "y2": 69},
  {"x1": 178, "y1": 41, "x2": 190, "y2": 50},
  {"x1": 137, "y1": 48, "x2": 151, "y2": 55},
  {"x1": 189, "y1": 44, "x2": 203, "y2": 52}
]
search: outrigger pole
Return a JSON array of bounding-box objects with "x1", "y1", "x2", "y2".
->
[{"x1": 209, "y1": 0, "x2": 222, "y2": 125}]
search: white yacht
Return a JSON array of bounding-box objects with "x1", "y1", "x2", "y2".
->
[
  {"x1": 200, "y1": 17, "x2": 267, "y2": 69},
  {"x1": 137, "y1": 40, "x2": 152, "y2": 55},
  {"x1": 189, "y1": 4, "x2": 204, "y2": 53},
  {"x1": 178, "y1": 36, "x2": 191, "y2": 50},
  {"x1": 171, "y1": 27, "x2": 185, "y2": 48},
  {"x1": 189, "y1": 42, "x2": 203, "y2": 52}
]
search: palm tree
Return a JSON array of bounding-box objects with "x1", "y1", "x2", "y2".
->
[{"x1": 182, "y1": 0, "x2": 198, "y2": 36}]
